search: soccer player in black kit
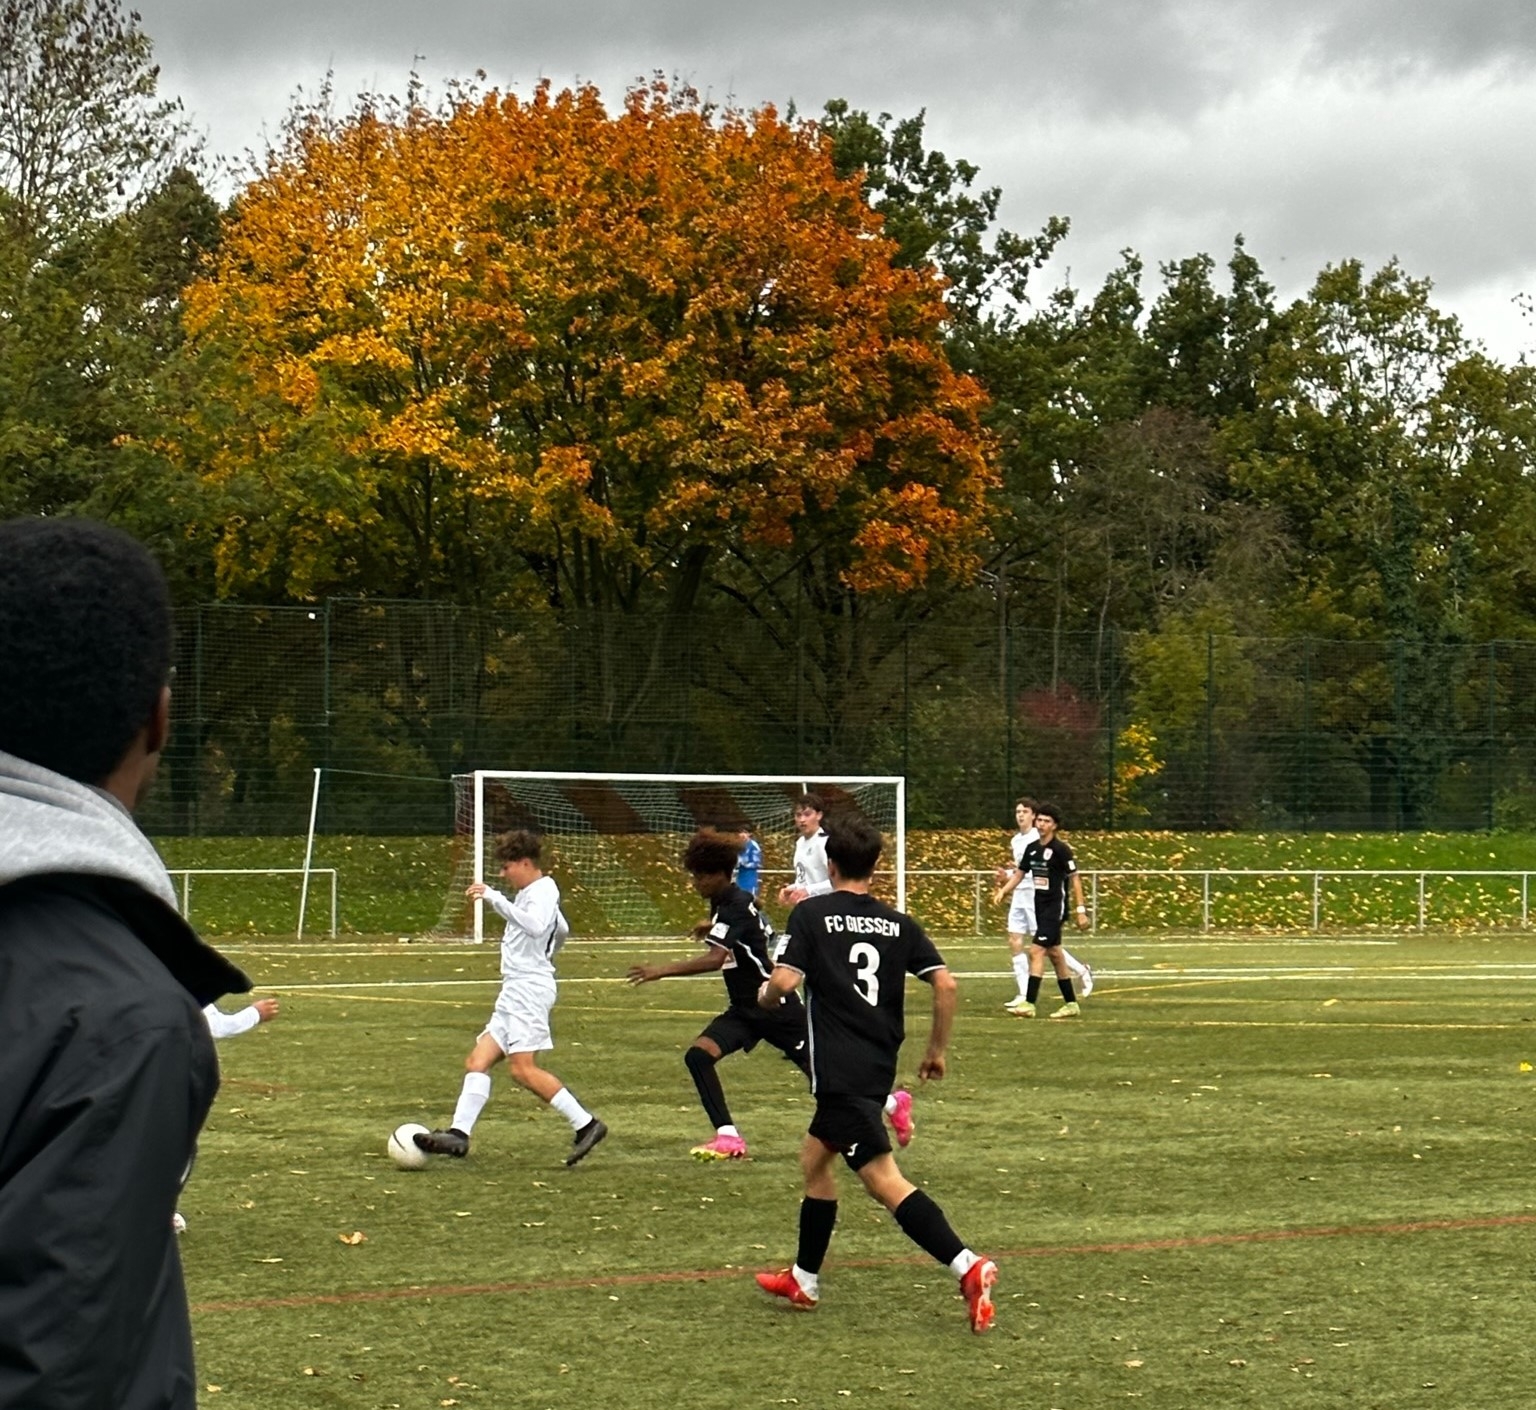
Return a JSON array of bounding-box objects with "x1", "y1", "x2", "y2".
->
[
  {"x1": 754, "y1": 817, "x2": 998, "y2": 1333},
  {"x1": 627, "y1": 829, "x2": 808, "y2": 1160},
  {"x1": 1016, "y1": 801, "x2": 1090, "y2": 1019}
]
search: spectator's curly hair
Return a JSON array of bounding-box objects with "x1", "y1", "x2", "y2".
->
[{"x1": 0, "y1": 517, "x2": 173, "y2": 784}]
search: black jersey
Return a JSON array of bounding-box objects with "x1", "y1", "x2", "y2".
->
[
  {"x1": 703, "y1": 883, "x2": 779, "y2": 1009},
  {"x1": 777, "y1": 890, "x2": 946, "y2": 1098},
  {"x1": 1021, "y1": 836, "x2": 1077, "y2": 916}
]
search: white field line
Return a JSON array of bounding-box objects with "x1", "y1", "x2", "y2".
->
[{"x1": 251, "y1": 960, "x2": 1536, "y2": 994}]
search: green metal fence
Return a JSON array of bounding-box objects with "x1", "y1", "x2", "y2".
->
[{"x1": 140, "y1": 599, "x2": 1536, "y2": 836}]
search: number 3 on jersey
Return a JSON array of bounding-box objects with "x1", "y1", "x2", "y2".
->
[{"x1": 848, "y1": 941, "x2": 881, "y2": 1006}]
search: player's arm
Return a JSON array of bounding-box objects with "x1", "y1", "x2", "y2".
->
[
  {"x1": 627, "y1": 944, "x2": 730, "y2": 985},
  {"x1": 758, "y1": 962, "x2": 802, "y2": 1009},
  {"x1": 466, "y1": 882, "x2": 518, "y2": 922},
  {"x1": 202, "y1": 998, "x2": 278, "y2": 1038},
  {"x1": 915, "y1": 966, "x2": 957, "y2": 1082},
  {"x1": 992, "y1": 865, "x2": 1023, "y2": 905},
  {"x1": 1070, "y1": 871, "x2": 1089, "y2": 929}
]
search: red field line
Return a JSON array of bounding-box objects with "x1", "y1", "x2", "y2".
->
[{"x1": 190, "y1": 1211, "x2": 1536, "y2": 1315}]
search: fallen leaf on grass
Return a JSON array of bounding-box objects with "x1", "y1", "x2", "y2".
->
[{"x1": 338, "y1": 1231, "x2": 367, "y2": 1245}]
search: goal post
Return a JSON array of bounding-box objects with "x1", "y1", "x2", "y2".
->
[{"x1": 431, "y1": 771, "x2": 907, "y2": 942}]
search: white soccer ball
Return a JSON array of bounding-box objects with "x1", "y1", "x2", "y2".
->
[{"x1": 388, "y1": 1122, "x2": 432, "y2": 1170}]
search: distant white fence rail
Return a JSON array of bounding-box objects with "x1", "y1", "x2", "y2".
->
[
  {"x1": 165, "y1": 867, "x2": 338, "y2": 938},
  {"x1": 904, "y1": 868, "x2": 1536, "y2": 935}
]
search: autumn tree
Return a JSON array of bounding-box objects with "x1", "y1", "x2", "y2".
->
[{"x1": 165, "y1": 78, "x2": 997, "y2": 617}]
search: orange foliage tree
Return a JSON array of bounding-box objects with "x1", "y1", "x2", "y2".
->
[{"x1": 167, "y1": 77, "x2": 997, "y2": 609}]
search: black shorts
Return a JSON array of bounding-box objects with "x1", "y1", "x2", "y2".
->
[
  {"x1": 701, "y1": 1004, "x2": 808, "y2": 1070},
  {"x1": 809, "y1": 1094, "x2": 892, "y2": 1171},
  {"x1": 1034, "y1": 906, "x2": 1064, "y2": 946}
]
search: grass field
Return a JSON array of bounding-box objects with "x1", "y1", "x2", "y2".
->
[{"x1": 185, "y1": 930, "x2": 1536, "y2": 1409}]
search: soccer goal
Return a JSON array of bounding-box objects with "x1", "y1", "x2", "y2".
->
[{"x1": 429, "y1": 771, "x2": 906, "y2": 941}]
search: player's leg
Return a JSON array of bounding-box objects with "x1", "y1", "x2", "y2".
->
[
  {"x1": 416, "y1": 1031, "x2": 503, "y2": 1156},
  {"x1": 1011, "y1": 941, "x2": 1048, "y2": 1016},
  {"x1": 686, "y1": 1019, "x2": 750, "y2": 1159},
  {"x1": 506, "y1": 1049, "x2": 608, "y2": 1166},
  {"x1": 757, "y1": 1134, "x2": 839, "y2": 1309},
  {"x1": 1058, "y1": 946, "x2": 1094, "y2": 996},
  {"x1": 1045, "y1": 941, "x2": 1079, "y2": 1016},
  {"x1": 1003, "y1": 920, "x2": 1034, "y2": 1013},
  {"x1": 846, "y1": 1111, "x2": 998, "y2": 1333}
]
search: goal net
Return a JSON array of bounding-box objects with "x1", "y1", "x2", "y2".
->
[{"x1": 429, "y1": 772, "x2": 906, "y2": 941}]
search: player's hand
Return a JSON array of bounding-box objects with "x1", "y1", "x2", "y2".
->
[
  {"x1": 465, "y1": 881, "x2": 488, "y2": 899},
  {"x1": 779, "y1": 886, "x2": 807, "y2": 906},
  {"x1": 993, "y1": 866, "x2": 1010, "y2": 887},
  {"x1": 253, "y1": 998, "x2": 280, "y2": 1023},
  {"x1": 627, "y1": 964, "x2": 661, "y2": 986},
  {"x1": 917, "y1": 1051, "x2": 947, "y2": 1083},
  {"x1": 1074, "y1": 907, "x2": 1090, "y2": 930},
  {"x1": 991, "y1": 889, "x2": 1008, "y2": 907},
  {"x1": 691, "y1": 920, "x2": 712, "y2": 941},
  {"x1": 757, "y1": 980, "x2": 777, "y2": 1010}
]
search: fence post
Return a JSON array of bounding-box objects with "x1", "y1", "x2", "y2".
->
[
  {"x1": 1204, "y1": 632, "x2": 1215, "y2": 828},
  {"x1": 1487, "y1": 642, "x2": 1497, "y2": 831},
  {"x1": 1105, "y1": 628, "x2": 1117, "y2": 831},
  {"x1": 1301, "y1": 637, "x2": 1311, "y2": 832}
]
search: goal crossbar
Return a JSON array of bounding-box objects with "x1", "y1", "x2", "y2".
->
[{"x1": 458, "y1": 770, "x2": 907, "y2": 942}]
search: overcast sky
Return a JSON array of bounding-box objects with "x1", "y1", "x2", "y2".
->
[{"x1": 137, "y1": 0, "x2": 1536, "y2": 360}]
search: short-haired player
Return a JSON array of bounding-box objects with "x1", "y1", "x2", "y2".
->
[
  {"x1": 997, "y1": 798, "x2": 1093, "y2": 1013},
  {"x1": 415, "y1": 830, "x2": 607, "y2": 1166},
  {"x1": 1011, "y1": 803, "x2": 1090, "y2": 1018},
  {"x1": 754, "y1": 817, "x2": 998, "y2": 1332},
  {"x1": 776, "y1": 793, "x2": 832, "y2": 908}
]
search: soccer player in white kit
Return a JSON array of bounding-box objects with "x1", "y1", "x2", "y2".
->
[
  {"x1": 996, "y1": 798, "x2": 1092, "y2": 1013},
  {"x1": 415, "y1": 829, "x2": 607, "y2": 1167},
  {"x1": 777, "y1": 793, "x2": 834, "y2": 907}
]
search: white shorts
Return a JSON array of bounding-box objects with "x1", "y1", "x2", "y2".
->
[
  {"x1": 1007, "y1": 893, "x2": 1036, "y2": 937},
  {"x1": 481, "y1": 974, "x2": 557, "y2": 1054}
]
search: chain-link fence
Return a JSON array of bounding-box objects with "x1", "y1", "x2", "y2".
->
[{"x1": 139, "y1": 599, "x2": 1536, "y2": 835}]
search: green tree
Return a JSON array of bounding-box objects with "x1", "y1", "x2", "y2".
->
[{"x1": 0, "y1": 0, "x2": 208, "y2": 528}]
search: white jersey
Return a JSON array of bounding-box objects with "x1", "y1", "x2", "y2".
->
[
  {"x1": 202, "y1": 1002, "x2": 262, "y2": 1040},
  {"x1": 481, "y1": 873, "x2": 570, "y2": 980},
  {"x1": 793, "y1": 830, "x2": 833, "y2": 897},
  {"x1": 1010, "y1": 827, "x2": 1039, "y2": 872},
  {"x1": 1008, "y1": 827, "x2": 1039, "y2": 925}
]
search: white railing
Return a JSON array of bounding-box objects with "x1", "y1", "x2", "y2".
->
[
  {"x1": 165, "y1": 867, "x2": 338, "y2": 938},
  {"x1": 904, "y1": 867, "x2": 1536, "y2": 934}
]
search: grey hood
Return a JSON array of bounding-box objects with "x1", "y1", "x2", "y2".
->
[{"x1": 0, "y1": 749, "x2": 178, "y2": 906}]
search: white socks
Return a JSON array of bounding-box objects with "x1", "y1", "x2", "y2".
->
[
  {"x1": 718, "y1": 1124, "x2": 741, "y2": 1138},
  {"x1": 1011, "y1": 952, "x2": 1030, "y2": 996},
  {"x1": 450, "y1": 1071, "x2": 493, "y2": 1134},
  {"x1": 1061, "y1": 949, "x2": 1086, "y2": 979},
  {"x1": 549, "y1": 1087, "x2": 593, "y2": 1131},
  {"x1": 792, "y1": 1264, "x2": 820, "y2": 1297},
  {"x1": 949, "y1": 1249, "x2": 979, "y2": 1279},
  {"x1": 883, "y1": 1094, "x2": 897, "y2": 1117}
]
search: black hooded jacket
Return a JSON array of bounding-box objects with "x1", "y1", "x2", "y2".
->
[{"x1": 0, "y1": 873, "x2": 248, "y2": 1410}]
